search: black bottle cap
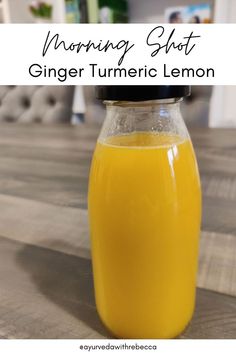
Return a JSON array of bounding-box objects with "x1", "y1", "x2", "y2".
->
[{"x1": 95, "y1": 86, "x2": 191, "y2": 101}]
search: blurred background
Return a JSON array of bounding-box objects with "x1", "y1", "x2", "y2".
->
[{"x1": 0, "y1": 0, "x2": 235, "y2": 127}]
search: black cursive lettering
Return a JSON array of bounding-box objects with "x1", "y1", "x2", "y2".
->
[
  {"x1": 42, "y1": 31, "x2": 134, "y2": 66},
  {"x1": 146, "y1": 26, "x2": 201, "y2": 57}
]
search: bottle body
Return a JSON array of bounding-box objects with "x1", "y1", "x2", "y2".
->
[{"x1": 88, "y1": 99, "x2": 201, "y2": 338}]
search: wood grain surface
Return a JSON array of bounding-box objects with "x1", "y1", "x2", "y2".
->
[{"x1": 0, "y1": 123, "x2": 235, "y2": 339}]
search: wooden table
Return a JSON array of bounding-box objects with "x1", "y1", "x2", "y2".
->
[{"x1": 0, "y1": 124, "x2": 235, "y2": 339}]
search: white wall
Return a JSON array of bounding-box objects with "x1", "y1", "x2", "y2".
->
[
  {"x1": 0, "y1": 1, "x2": 3, "y2": 23},
  {"x1": 6, "y1": 0, "x2": 33, "y2": 23},
  {"x1": 52, "y1": 0, "x2": 65, "y2": 23},
  {"x1": 209, "y1": 0, "x2": 236, "y2": 127}
]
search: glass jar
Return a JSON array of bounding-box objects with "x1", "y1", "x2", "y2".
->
[{"x1": 88, "y1": 86, "x2": 201, "y2": 339}]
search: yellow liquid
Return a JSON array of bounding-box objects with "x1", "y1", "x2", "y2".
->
[{"x1": 88, "y1": 132, "x2": 201, "y2": 339}]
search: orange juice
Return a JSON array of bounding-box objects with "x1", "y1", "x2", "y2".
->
[{"x1": 88, "y1": 132, "x2": 201, "y2": 339}]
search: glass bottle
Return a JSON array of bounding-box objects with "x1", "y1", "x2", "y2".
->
[{"x1": 88, "y1": 86, "x2": 201, "y2": 339}]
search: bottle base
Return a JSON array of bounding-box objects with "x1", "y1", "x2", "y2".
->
[{"x1": 96, "y1": 308, "x2": 194, "y2": 339}]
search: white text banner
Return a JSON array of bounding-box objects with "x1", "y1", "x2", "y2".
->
[{"x1": 0, "y1": 24, "x2": 235, "y2": 85}]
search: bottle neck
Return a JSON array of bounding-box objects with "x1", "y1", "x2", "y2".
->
[
  {"x1": 104, "y1": 99, "x2": 183, "y2": 122},
  {"x1": 104, "y1": 98, "x2": 182, "y2": 108},
  {"x1": 99, "y1": 98, "x2": 188, "y2": 142}
]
